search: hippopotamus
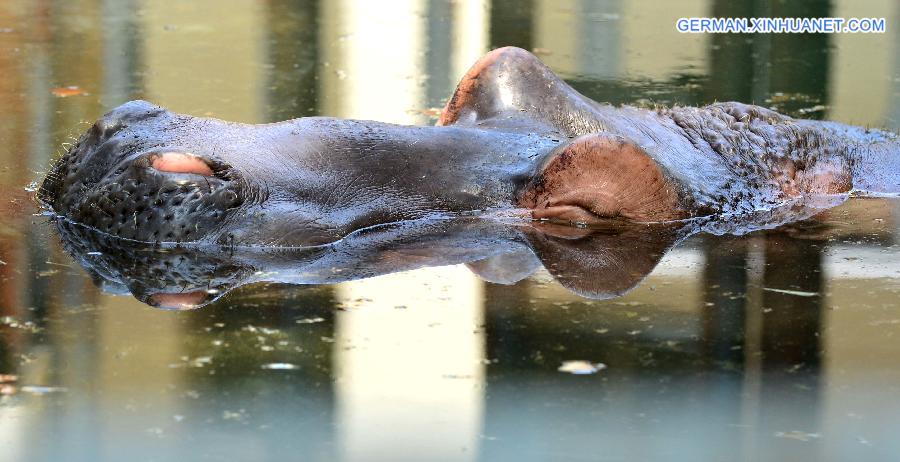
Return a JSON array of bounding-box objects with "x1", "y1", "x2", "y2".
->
[
  {"x1": 37, "y1": 47, "x2": 899, "y2": 248},
  {"x1": 53, "y1": 196, "x2": 840, "y2": 309}
]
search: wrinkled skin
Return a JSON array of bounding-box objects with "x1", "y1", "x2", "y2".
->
[{"x1": 38, "y1": 47, "x2": 900, "y2": 248}]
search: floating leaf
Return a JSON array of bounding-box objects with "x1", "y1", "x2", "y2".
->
[{"x1": 51, "y1": 86, "x2": 88, "y2": 97}]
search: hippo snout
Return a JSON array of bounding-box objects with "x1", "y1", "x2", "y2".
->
[
  {"x1": 39, "y1": 100, "x2": 165, "y2": 206},
  {"x1": 38, "y1": 100, "x2": 247, "y2": 243}
]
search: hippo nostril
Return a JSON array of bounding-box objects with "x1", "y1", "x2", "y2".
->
[
  {"x1": 150, "y1": 152, "x2": 214, "y2": 176},
  {"x1": 146, "y1": 291, "x2": 211, "y2": 310}
]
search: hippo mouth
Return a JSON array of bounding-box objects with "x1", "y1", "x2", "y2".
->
[{"x1": 39, "y1": 140, "x2": 246, "y2": 243}]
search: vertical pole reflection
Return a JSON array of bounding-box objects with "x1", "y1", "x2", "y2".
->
[
  {"x1": 100, "y1": 0, "x2": 140, "y2": 107},
  {"x1": 829, "y1": 0, "x2": 894, "y2": 126},
  {"x1": 702, "y1": 237, "x2": 748, "y2": 367},
  {"x1": 768, "y1": 0, "x2": 831, "y2": 119},
  {"x1": 318, "y1": 0, "x2": 427, "y2": 125},
  {"x1": 264, "y1": 0, "x2": 320, "y2": 121},
  {"x1": 489, "y1": 0, "x2": 533, "y2": 50},
  {"x1": 140, "y1": 0, "x2": 266, "y2": 122},
  {"x1": 754, "y1": 1, "x2": 830, "y2": 457},
  {"x1": 320, "y1": 4, "x2": 489, "y2": 459},
  {"x1": 532, "y1": 0, "x2": 622, "y2": 80},
  {"x1": 18, "y1": 1, "x2": 107, "y2": 461},
  {"x1": 757, "y1": 234, "x2": 826, "y2": 461},
  {"x1": 707, "y1": 0, "x2": 757, "y2": 101},
  {"x1": 892, "y1": 1, "x2": 900, "y2": 230},
  {"x1": 333, "y1": 267, "x2": 485, "y2": 462},
  {"x1": 425, "y1": 0, "x2": 453, "y2": 109},
  {"x1": 700, "y1": 235, "x2": 748, "y2": 457},
  {"x1": 0, "y1": 1, "x2": 34, "y2": 458},
  {"x1": 892, "y1": 0, "x2": 900, "y2": 133},
  {"x1": 450, "y1": 0, "x2": 490, "y2": 92}
]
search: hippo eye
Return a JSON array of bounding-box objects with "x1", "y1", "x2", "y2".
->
[{"x1": 150, "y1": 152, "x2": 214, "y2": 176}]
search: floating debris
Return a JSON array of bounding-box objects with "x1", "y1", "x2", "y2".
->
[
  {"x1": 21, "y1": 385, "x2": 67, "y2": 394},
  {"x1": 260, "y1": 363, "x2": 299, "y2": 370},
  {"x1": 295, "y1": 317, "x2": 325, "y2": 324},
  {"x1": 796, "y1": 105, "x2": 828, "y2": 115},
  {"x1": 763, "y1": 288, "x2": 819, "y2": 297},
  {"x1": 242, "y1": 325, "x2": 280, "y2": 335},
  {"x1": 775, "y1": 431, "x2": 821, "y2": 442},
  {"x1": 50, "y1": 86, "x2": 88, "y2": 98},
  {"x1": 0, "y1": 316, "x2": 42, "y2": 333},
  {"x1": 169, "y1": 356, "x2": 212, "y2": 368},
  {"x1": 558, "y1": 360, "x2": 607, "y2": 375},
  {"x1": 222, "y1": 409, "x2": 248, "y2": 421}
]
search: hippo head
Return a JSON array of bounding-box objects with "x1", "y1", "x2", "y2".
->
[
  {"x1": 38, "y1": 101, "x2": 270, "y2": 244},
  {"x1": 38, "y1": 98, "x2": 525, "y2": 247}
]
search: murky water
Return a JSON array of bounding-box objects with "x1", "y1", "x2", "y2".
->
[{"x1": 1, "y1": 1, "x2": 899, "y2": 461}]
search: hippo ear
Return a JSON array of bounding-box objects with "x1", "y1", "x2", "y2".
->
[
  {"x1": 521, "y1": 221, "x2": 685, "y2": 300},
  {"x1": 518, "y1": 133, "x2": 690, "y2": 223},
  {"x1": 438, "y1": 47, "x2": 597, "y2": 136}
]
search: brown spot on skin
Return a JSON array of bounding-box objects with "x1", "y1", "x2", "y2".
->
[
  {"x1": 797, "y1": 163, "x2": 853, "y2": 195},
  {"x1": 771, "y1": 157, "x2": 852, "y2": 198},
  {"x1": 518, "y1": 134, "x2": 688, "y2": 223}
]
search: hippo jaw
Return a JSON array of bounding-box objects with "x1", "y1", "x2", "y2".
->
[{"x1": 38, "y1": 100, "x2": 251, "y2": 244}]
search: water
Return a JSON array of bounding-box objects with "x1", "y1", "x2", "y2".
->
[{"x1": 1, "y1": 1, "x2": 900, "y2": 461}]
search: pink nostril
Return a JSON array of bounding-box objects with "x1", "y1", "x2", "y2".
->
[
  {"x1": 150, "y1": 152, "x2": 214, "y2": 176},
  {"x1": 147, "y1": 291, "x2": 211, "y2": 310}
]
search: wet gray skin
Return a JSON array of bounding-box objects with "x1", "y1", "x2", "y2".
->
[
  {"x1": 53, "y1": 216, "x2": 686, "y2": 309},
  {"x1": 37, "y1": 101, "x2": 555, "y2": 246},
  {"x1": 55, "y1": 198, "x2": 839, "y2": 310},
  {"x1": 37, "y1": 47, "x2": 900, "y2": 247}
]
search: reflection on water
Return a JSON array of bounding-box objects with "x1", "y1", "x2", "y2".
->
[
  {"x1": 1, "y1": 1, "x2": 899, "y2": 461},
  {"x1": 49, "y1": 196, "x2": 850, "y2": 309}
]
